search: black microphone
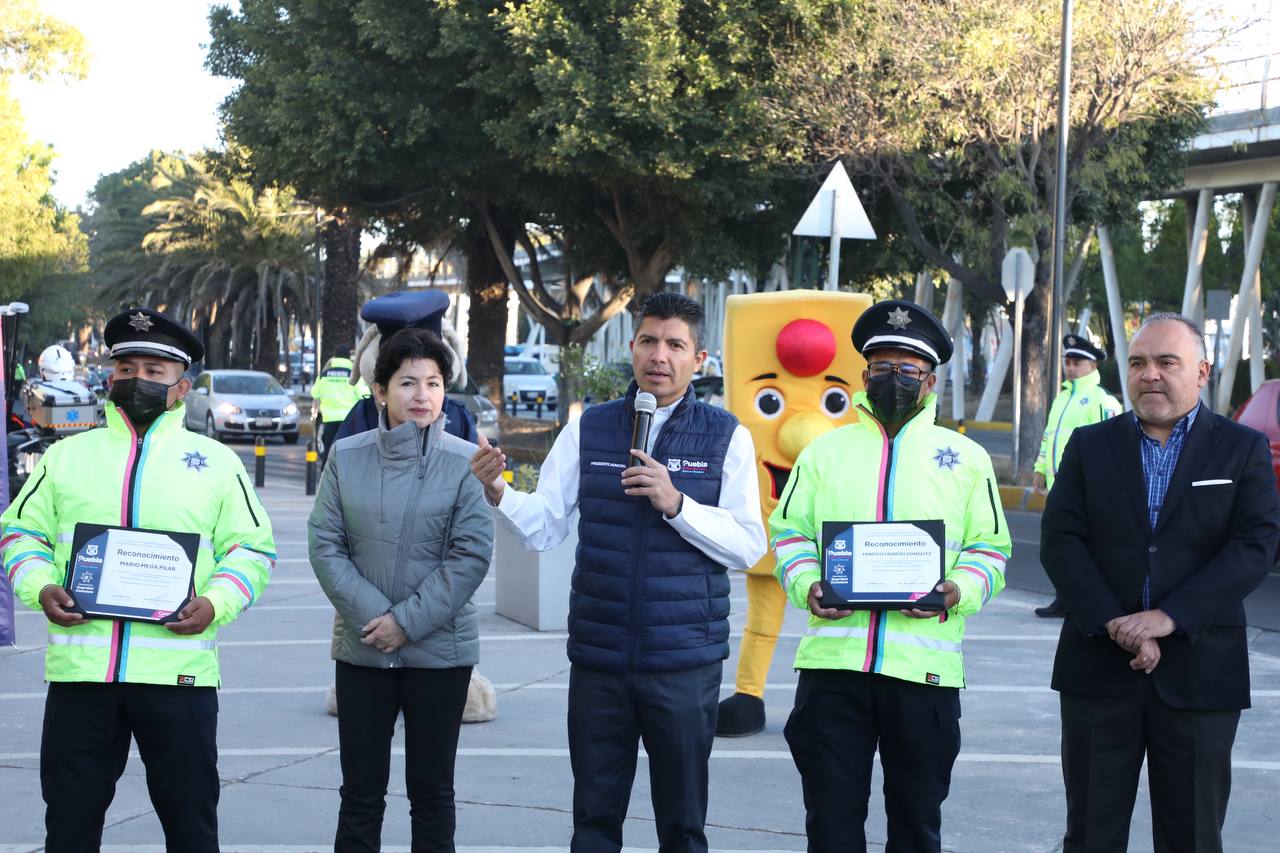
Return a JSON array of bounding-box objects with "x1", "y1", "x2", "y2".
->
[{"x1": 630, "y1": 392, "x2": 657, "y2": 465}]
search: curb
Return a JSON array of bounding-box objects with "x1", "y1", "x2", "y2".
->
[
  {"x1": 999, "y1": 484, "x2": 1045, "y2": 513},
  {"x1": 937, "y1": 419, "x2": 1013, "y2": 433}
]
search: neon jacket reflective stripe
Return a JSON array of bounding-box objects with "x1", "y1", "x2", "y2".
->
[
  {"x1": 1033, "y1": 370, "x2": 1122, "y2": 489},
  {"x1": 312, "y1": 358, "x2": 368, "y2": 423},
  {"x1": 0, "y1": 401, "x2": 274, "y2": 687},
  {"x1": 769, "y1": 392, "x2": 1011, "y2": 688}
]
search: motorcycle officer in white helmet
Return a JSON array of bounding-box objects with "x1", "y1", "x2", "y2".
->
[{"x1": 37, "y1": 345, "x2": 76, "y2": 382}]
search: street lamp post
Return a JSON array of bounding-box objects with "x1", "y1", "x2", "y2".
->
[{"x1": 313, "y1": 210, "x2": 324, "y2": 377}]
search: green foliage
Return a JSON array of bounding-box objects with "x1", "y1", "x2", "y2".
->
[
  {"x1": 0, "y1": 93, "x2": 86, "y2": 301},
  {"x1": 585, "y1": 359, "x2": 632, "y2": 403},
  {"x1": 772, "y1": 0, "x2": 1213, "y2": 300},
  {"x1": 86, "y1": 151, "x2": 317, "y2": 370},
  {"x1": 0, "y1": 1, "x2": 88, "y2": 306},
  {"x1": 555, "y1": 342, "x2": 630, "y2": 415},
  {"x1": 0, "y1": 0, "x2": 87, "y2": 81},
  {"x1": 511, "y1": 463, "x2": 540, "y2": 493},
  {"x1": 474, "y1": 0, "x2": 853, "y2": 286},
  {"x1": 208, "y1": 0, "x2": 853, "y2": 288},
  {"x1": 768, "y1": 0, "x2": 1214, "y2": 470}
]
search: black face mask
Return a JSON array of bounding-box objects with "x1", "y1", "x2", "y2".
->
[
  {"x1": 866, "y1": 372, "x2": 924, "y2": 427},
  {"x1": 109, "y1": 377, "x2": 177, "y2": 426}
]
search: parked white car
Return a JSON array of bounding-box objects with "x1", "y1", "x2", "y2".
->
[
  {"x1": 503, "y1": 357, "x2": 558, "y2": 413},
  {"x1": 186, "y1": 369, "x2": 300, "y2": 443}
]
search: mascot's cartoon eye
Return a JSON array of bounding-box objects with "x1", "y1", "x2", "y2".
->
[
  {"x1": 754, "y1": 387, "x2": 785, "y2": 419},
  {"x1": 821, "y1": 387, "x2": 850, "y2": 417}
]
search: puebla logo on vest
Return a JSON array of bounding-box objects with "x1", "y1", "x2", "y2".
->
[
  {"x1": 665, "y1": 457, "x2": 709, "y2": 475},
  {"x1": 933, "y1": 446, "x2": 960, "y2": 471}
]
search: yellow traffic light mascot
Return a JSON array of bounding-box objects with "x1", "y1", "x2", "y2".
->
[{"x1": 716, "y1": 290, "x2": 871, "y2": 736}]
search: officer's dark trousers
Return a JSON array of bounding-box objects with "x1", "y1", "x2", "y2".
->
[
  {"x1": 784, "y1": 669, "x2": 961, "y2": 853},
  {"x1": 334, "y1": 660, "x2": 472, "y2": 853},
  {"x1": 41, "y1": 681, "x2": 220, "y2": 853},
  {"x1": 320, "y1": 420, "x2": 342, "y2": 466},
  {"x1": 567, "y1": 661, "x2": 721, "y2": 853},
  {"x1": 1060, "y1": 681, "x2": 1239, "y2": 853}
]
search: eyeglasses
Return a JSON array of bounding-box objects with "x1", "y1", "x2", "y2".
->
[{"x1": 867, "y1": 361, "x2": 931, "y2": 382}]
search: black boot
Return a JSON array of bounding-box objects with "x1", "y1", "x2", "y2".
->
[
  {"x1": 716, "y1": 692, "x2": 766, "y2": 737},
  {"x1": 1035, "y1": 597, "x2": 1066, "y2": 618}
]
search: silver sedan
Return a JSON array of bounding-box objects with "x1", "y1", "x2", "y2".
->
[{"x1": 185, "y1": 369, "x2": 300, "y2": 443}]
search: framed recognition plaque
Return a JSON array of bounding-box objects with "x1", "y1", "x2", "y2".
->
[
  {"x1": 819, "y1": 520, "x2": 947, "y2": 610},
  {"x1": 63, "y1": 523, "x2": 200, "y2": 624}
]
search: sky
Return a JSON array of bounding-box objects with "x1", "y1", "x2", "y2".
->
[{"x1": 5, "y1": 0, "x2": 1273, "y2": 214}]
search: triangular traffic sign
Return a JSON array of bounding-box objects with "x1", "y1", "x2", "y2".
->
[{"x1": 792, "y1": 161, "x2": 876, "y2": 240}]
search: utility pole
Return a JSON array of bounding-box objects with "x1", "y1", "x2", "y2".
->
[
  {"x1": 313, "y1": 209, "x2": 324, "y2": 373},
  {"x1": 1049, "y1": 0, "x2": 1074, "y2": 392}
]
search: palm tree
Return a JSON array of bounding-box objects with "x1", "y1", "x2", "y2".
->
[
  {"x1": 138, "y1": 157, "x2": 316, "y2": 373},
  {"x1": 88, "y1": 152, "x2": 315, "y2": 373}
]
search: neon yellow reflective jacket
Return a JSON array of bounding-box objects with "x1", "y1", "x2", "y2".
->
[
  {"x1": 311, "y1": 357, "x2": 369, "y2": 423},
  {"x1": 769, "y1": 392, "x2": 1011, "y2": 688},
  {"x1": 1, "y1": 402, "x2": 275, "y2": 687},
  {"x1": 1034, "y1": 370, "x2": 1122, "y2": 489}
]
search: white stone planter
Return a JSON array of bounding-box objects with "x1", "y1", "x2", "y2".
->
[{"x1": 493, "y1": 512, "x2": 578, "y2": 631}]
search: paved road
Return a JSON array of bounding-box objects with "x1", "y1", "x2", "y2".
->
[{"x1": 2, "y1": 443, "x2": 1278, "y2": 851}]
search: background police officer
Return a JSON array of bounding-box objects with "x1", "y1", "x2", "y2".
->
[
  {"x1": 771, "y1": 300, "x2": 1011, "y2": 853},
  {"x1": 1032, "y1": 333, "x2": 1122, "y2": 618},
  {"x1": 310, "y1": 346, "x2": 368, "y2": 466},
  {"x1": 0, "y1": 308, "x2": 275, "y2": 853}
]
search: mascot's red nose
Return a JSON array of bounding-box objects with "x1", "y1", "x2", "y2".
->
[{"x1": 776, "y1": 319, "x2": 836, "y2": 377}]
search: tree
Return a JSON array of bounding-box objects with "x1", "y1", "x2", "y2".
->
[
  {"x1": 207, "y1": 1, "x2": 849, "y2": 411},
  {"x1": 206, "y1": 0, "x2": 518, "y2": 391},
  {"x1": 468, "y1": 0, "x2": 847, "y2": 293},
  {"x1": 88, "y1": 152, "x2": 317, "y2": 372},
  {"x1": 770, "y1": 0, "x2": 1214, "y2": 471},
  {"x1": 0, "y1": 0, "x2": 88, "y2": 306}
]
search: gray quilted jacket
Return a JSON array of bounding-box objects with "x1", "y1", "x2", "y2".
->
[{"x1": 308, "y1": 411, "x2": 493, "y2": 669}]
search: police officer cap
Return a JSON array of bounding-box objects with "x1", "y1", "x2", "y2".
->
[
  {"x1": 1063, "y1": 333, "x2": 1105, "y2": 362},
  {"x1": 360, "y1": 290, "x2": 450, "y2": 338},
  {"x1": 850, "y1": 299, "x2": 953, "y2": 367},
  {"x1": 104, "y1": 307, "x2": 205, "y2": 366}
]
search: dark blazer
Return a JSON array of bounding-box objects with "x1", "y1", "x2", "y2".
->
[{"x1": 1041, "y1": 408, "x2": 1280, "y2": 711}]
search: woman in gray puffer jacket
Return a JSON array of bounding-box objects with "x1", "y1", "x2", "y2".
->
[{"x1": 308, "y1": 327, "x2": 493, "y2": 853}]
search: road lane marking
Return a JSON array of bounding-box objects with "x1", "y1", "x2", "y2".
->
[
  {"x1": 0, "y1": 840, "x2": 798, "y2": 845},
  {"x1": 3, "y1": 684, "x2": 1278, "y2": 700},
  {"x1": 0, "y1": 747, "x2": 1275, "y2": 771}
]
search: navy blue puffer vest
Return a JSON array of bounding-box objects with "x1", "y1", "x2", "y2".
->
[{"x1": 570, "y1": 384, "x2": 738, "y2": 673}]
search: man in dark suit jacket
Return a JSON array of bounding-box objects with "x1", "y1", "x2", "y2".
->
[{"x1": 1042, "y1": 313, "x2": 1280, "y2": 853}]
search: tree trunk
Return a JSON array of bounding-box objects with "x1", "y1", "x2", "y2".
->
[
  {"x1": 254, "y1": 298, "x2": 280, "y2": 376},
  {"x1": 1016, "y1": 231, "x2": 1053, "y2": 478},
  {"x1": 464, "y1": 221, "x2": 512, "y2": 409},
  {"x1": 321, "y1": 215, "x2": 362, "y2": 364},
  {"x1": 967, "y1": 304, "x2": 989, "y2": 393}
]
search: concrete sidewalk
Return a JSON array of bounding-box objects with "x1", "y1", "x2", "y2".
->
[{"x1": 1, "y1": 446, "x2": 1278, "y2": 851}]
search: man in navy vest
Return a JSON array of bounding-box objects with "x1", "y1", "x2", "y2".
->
[{"x1": 471, "y1": 292, "x2": 765, "y2": 852}]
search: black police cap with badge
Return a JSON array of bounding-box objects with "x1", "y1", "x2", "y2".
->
[
  {"x1": 103, "y1": 308, "x2": 205, "y2": 426},
  {"x1": 1062, "y1": 333, "x2": 1105, "y2": 362},
  {"x1": 104, "y1": 307, "x2": 205, "y2": 366},
  {"x1": 850, "y1": 299, "x2": 954, "y2": 367}
]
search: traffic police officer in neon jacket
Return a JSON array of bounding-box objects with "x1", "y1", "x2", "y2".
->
[
  {"x1": 0, "y1": 307, "x2": 275, "y2": 853},
  {"x1": 770, "y1": 300, "x2": 1011, "y2": 853},
  {"x1": 1032, "y1": 333, "x2": 1121, "y2": 618}
]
